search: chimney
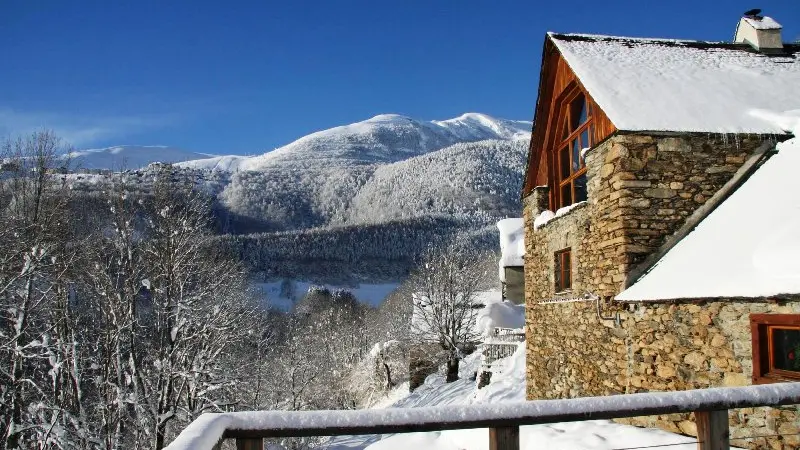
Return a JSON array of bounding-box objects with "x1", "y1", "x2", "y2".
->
[{"x1": 734, "y1": 13, "x2": 784, "y2": 52}]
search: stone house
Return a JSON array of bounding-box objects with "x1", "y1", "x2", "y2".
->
[
  {"x1": 497, "y1": 218, "x2": 525, "y2": 305},
  {"x1": 521, "y1": 14, "x2": 800, "y2": 448}
]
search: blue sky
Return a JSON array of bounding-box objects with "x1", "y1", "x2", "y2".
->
[{"x1": 1, "y1": 1, "x2": 798, "y2": 155}]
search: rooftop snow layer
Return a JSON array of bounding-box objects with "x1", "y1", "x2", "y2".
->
[
  {"x1": 743, "y1": 16, "x2": 782, "y2": 31},
  {"x1": 616, "y1": 109, "x2": 800, "y2": 301},
  {"x1": 549, "y1": 33, "x2": 800, "y2": 134},
  {"x1": 497, "y1": 218, "x2": 525, "y2": 267}
]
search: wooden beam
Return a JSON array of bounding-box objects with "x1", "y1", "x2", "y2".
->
[
  {"x1": 489, "y1": 426, "x2": 519, "y2": 450},
  {"x1": 236, "y1": 437, "x2": 263, "y2": 450},
  {"x1": 695, "y1": 410, "x2": 729, "y2": 450}
]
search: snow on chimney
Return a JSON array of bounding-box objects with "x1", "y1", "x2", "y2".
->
[{"x1": 734, "y1": 12, "x2": 783, "y2": 51}]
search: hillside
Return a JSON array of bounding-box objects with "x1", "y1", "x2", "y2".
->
[
  {"x1": 344, "y1": 139, "x2": 528, "y2": 225},
  {"x1": 66, "y1": 145, "x2": 213, "y2": 170},
  {"x1": 218, "y1": 138, "x2": 527, "y2": 231},
  {"x1": 181, "y1": 112, "x2": 530, "y2": 171},
  {"x1": 326, "y1": 345, "x2": 708, "y2": 450},
  {"x1": 66, "y1": 113, "x2": 531, "y2": 289}
]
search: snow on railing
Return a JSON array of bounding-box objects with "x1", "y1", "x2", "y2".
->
[{"x1": 165, "y1": 383, "x2": 800, "y2": 450}]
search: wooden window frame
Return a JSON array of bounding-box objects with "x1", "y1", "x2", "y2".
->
[
  {"x1": 750, "y1": 313, "x2": 800, "y2": 384},
  {"x1": 551, "y1": 85, "x2": 594, "y2": 210},
  {"x1": 554, "y1": 248, "x2": 572, "y2": 293}
]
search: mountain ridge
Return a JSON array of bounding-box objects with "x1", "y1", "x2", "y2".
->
[
  {"x1": 66, "y1": 145, "x2": 213, "y2": 170},
  {"x1": 66, "y1": 113, "x2": 529, "y2": 171},
  {"x1": 182, "y1": 112, "x2": 530, "y2": 172}
]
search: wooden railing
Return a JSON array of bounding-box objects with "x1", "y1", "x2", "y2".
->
[{"x1": 164, "y1": 383, "x2": 800, "y2": 450}]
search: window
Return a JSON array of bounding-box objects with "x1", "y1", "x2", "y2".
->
[
  {"x1": 554, "y1": 248, "x2": 572, "y2": 292},
  {"x1": 552, "y1": 87, "x2": 594, "y2": 209},
  {"x1": 750, "y1": 314, "x2": 800, "y2": 384}
]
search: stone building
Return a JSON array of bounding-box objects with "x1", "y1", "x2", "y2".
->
[
  {"x1": 521, "y1": 14, "x2": 800, "y2": 448},
  {"x1": 497, "y1": 218, "x2": 525, "y2": 305}
]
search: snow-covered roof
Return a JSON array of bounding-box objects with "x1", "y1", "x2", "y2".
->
[
  {"x1": 742, "y1": 16, "x2": 782, "y2": 31},
  {"x1": 616, "y1": 110, "x2": 800, "y2": 301},
  {"x1": 497, "y1": 218, "x2": 525, "y2": 267},
  {"x1": 550, "y1": 33, "x2": 800, "y2": 134}
]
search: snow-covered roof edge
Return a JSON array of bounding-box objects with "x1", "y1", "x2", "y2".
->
[{"x1": 616, "y1": 109, "x2": 800, "y2": 301}]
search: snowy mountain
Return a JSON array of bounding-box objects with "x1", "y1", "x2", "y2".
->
[
  {"x1": 66, "y1": 145, "x2": 213, "y2": 170},
  {"x1": 179, "y1": 113, "x2": 530, "y2": 171},
  {"x1": 344, "y1": 140, "x2": 528, "y2": 224},
  {"x1": 196, "y1": 113, "x2": 530, "y2": 231},
  {"x1": 218, "y1": 139, "x2": 528, "y2": 231}
]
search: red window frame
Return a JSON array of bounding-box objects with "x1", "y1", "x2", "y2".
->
[
  {"x1": 554, "y1": 248, "x2": 572, "y2": 292},
  {"x1": 552, "y1": 85, "x2": 594, "y2": 209},
  {"x1": 750, "y1": 314, "x2": 800, "y2": 384}
]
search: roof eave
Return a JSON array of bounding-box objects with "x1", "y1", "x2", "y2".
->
[{"x1": 521, "y1": 33, "x2": 558, "y2": 199}]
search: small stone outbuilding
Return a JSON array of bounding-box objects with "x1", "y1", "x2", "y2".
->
[
  {"x1": 521, "y1": 14, "x2": 800, "y2": 448},
  {"x1": 497, "y1": 218, "x2": 525, "y2": 305}
]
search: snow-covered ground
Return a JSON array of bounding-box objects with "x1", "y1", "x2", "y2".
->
[{"x1": 325, "y1": 345, "x2": 716, "y2": 450}]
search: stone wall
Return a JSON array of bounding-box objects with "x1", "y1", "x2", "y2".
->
[
  {"x1": 502, "y1": 266, "x2": 526, "y2": 305},
  {"x1": 523, "y1": 133, "x2": 771, "y2": 302},
  {"x1": 525, "y1": 298, "x2": 800, "y2": 448},
  {"x1": 522, "y1": 132, "x2": 797, "y2": 448}
]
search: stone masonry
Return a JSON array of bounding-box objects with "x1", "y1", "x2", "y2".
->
[
  {"x1": 526, "y1": 299, "x2": 800, "y2": 448},
  {"x1": 523, "y1": 133, "x2": 799, "y2": 448}
]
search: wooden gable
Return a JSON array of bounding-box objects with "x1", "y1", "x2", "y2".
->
[{"x1": 522, "y1": 37, "x2": 616, "y2": 200}]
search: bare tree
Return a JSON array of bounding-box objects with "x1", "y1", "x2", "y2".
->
[
  {"x1": 0, "y1": 131, "x2": 82, "y2": 448},
  {"x1": 408, "y1": 242, "x2": 493, "y2": 382},
  {"x1": 75, "y1": 167, "x2": 253, "y2": 449}
]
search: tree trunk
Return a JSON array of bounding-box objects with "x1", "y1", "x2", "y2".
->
[
  {"x1": 383, "y1": 362, "x2": 395, "y2": 388},
  {"x1": 446, "y1": 357, "x2": 460, "y2": 383}
]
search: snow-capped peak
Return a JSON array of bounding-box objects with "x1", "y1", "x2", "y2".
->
[
  {"x1": 235, "y1": 112, "x2": 531, "y2": 171},
  {"x1": 433, "y1": 113, "x2": 531, "y2": 141}
]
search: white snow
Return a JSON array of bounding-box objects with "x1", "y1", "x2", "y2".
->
[
  {"x1": 66, "y1": 145, "x2": 214, "y2": 170},
  {"x1": 533, "y1": 201, "x2": 586, "y2": 230},
  {"x1": 177, "y1": 154, "x2": 249, "y2": 172},
  {"x1": 497, "y1": 218, "x2": 525, "y2": 270},
  {"x1": 743, "y1": 16, "x2": 782, "y2": 31},
  {"x1": 617, "y1": 109, "x2": 800, "y2": 301},
  {"x1": 176, "y1": 113, "x2": 530, "y2": 172},
  {"x1": 550, "y1": 33, "x2": 800, "y2": 134},
  {"x1": 474, "y1": 294, "x2": 525, "y2": 338},
  {"x1": 533, "y1": 210, "x2": 555, "y2": 230}
]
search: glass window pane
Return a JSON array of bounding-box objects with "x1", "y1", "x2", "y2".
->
[
  {"x1": 572, "y1": 139, "x2": 581, "y2": 172},
  {"x1": 771, "y1": 327, "x2": 800, "y2": 372},
  {"x1": 554, "y1": 253, "x2": 562, "y2": 290},
  {"x1": 575, "y1": 173, "x2": 587, "y2": 203},
  {"x1": 581, "y1": 128, "x2": 590, "y2": 152},
  {"x1": 560, "y1": 147, "x2": 571, "y2": 179},
  {"x1": 570, "y1": 93, "x2": 587, "y2": 131},
  {"x1": 561, "y1": 183, "x2": 572, "y2": 207},
  {"x1": 564, "y1": 251, "x2": 571, "y2": 289}
]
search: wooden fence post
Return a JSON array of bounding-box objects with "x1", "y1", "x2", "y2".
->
[
  {"x1": 236, "y1": 437, "x2": 263, "y2": 450},
  {"x1": 695, "y1": 409, "x2": 729, "y2": 450},
  {"x1": 489, "y1": 426, "x2": 519, "y2": 450}
]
